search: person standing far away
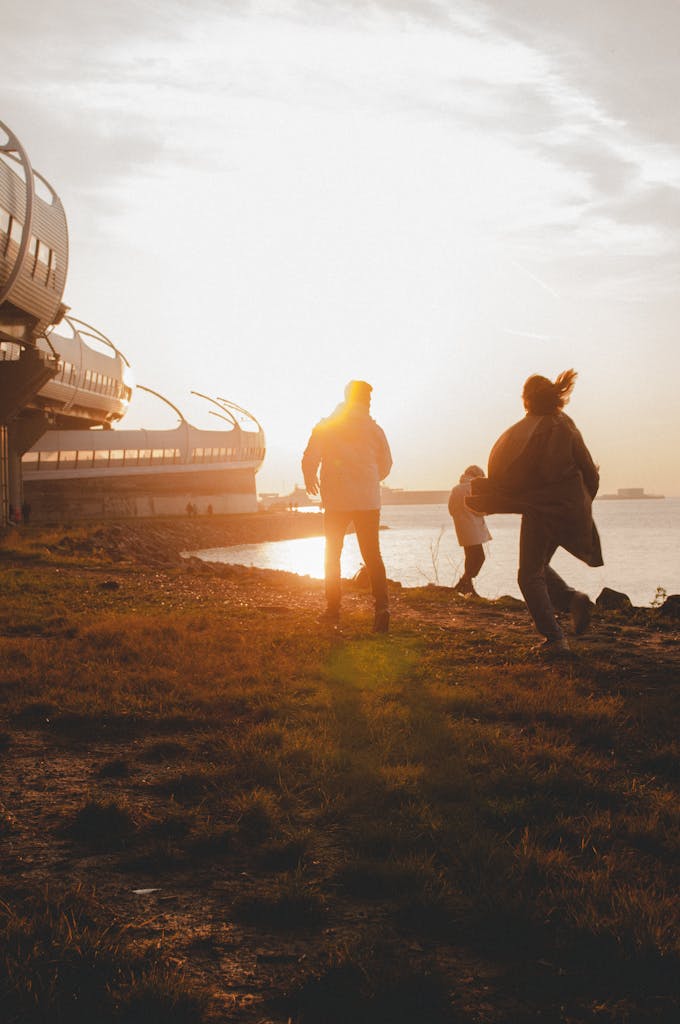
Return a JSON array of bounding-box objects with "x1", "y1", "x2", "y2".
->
[
  {"x1": 467, "y1": 369, "x2": 602, "y2": 658},
  {"x1": 448, "y1": 465, "x2": 492, "y2": 596},
  {"x1": 302, "y1": 380, "x2": 393, "y2": 632}
]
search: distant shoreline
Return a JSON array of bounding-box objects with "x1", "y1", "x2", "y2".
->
[
  {"x1": 381, "y1": 489, "x2": 449, "y2": 505},
  {"x1": 598, "y1": 494, "x2": 665, "y2": 500}
]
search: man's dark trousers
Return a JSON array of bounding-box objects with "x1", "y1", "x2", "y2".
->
[{"x1": 324, "y1": 509, "x2": 388, "y2": 614}]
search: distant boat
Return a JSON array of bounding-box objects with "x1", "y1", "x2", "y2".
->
[
  {"x1": 260, "y1": 485, "x2": 320, "y2": 511},
  {"x1": 598, "y1": 488, "x2": 665, "y2": 500},
  {"x1": 380, "y1": 486, "x2": 450, "y2": 505}
]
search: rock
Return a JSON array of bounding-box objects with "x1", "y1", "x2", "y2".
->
[
  {"x1": 99, "y1": 579, "x2": 120, "y2": 590},
  {"x1": 494, "y1": 595, "x2": 525, "y2": 608},
  {"x1": 596, "y1": 587, "x2": 633, "y2": 612},
  {"x1": 659, "y1": 594, "x2": 680, "y2": 619}
]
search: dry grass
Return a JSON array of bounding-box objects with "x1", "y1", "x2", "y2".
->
[
  {"x1": 0, "y1": 885, "x2": 207, "y2": 1024},
  {"x1": 0, "y1": 523, "x2": 678, "y2": 1022}
]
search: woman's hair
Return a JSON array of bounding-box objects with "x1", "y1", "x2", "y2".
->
[{"x1": 522, "y1": 369, "x2": 577, "y2": 415}]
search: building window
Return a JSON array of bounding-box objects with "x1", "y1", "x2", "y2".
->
[
  {"x1": 27, "y1": 235, "x2": 37, "y2": 275},
  {"x1": 59, "y1": 451, "x2": 77, "y2": 469},
  {"x1": 38, "y1": 242, "x2": 50, "y2": 283},
  {"x1": 0, "y1": 209, "x2": 9, "y2": 257},
  {"x1": 49, "y1": 250, "x2": 58, "y2": 289}
]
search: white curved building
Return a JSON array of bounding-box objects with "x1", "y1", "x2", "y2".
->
[
  {"x1": 0, "y1": 120, "x2": 68, "y2": 346},
  {"x1": 1, "y1": 118, "x2": 266, "y2": 525},
  {"x1": 35, "y1": 316, "x2": 132, "y2": 427},
  {"x1": 23, "y1": 414, "x2": 266, "y2": 520}
]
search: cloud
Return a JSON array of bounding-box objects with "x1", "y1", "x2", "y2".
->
[
  {"x1": 2, "y1": 3, "x2": 250, "y2": 225},
  {"x1": 482, "y1": 0, "x2": 680, "y2": 146},
  {"x1": 5, "y1": 0, "x2": 680, "y2": 296},
  {"x1": 595, "y1": 182, "x2": 680, "y2": 231},
  {"x1": 533, "y1": 135, "x2": 640, "y2": 212},
  {"x1": 1, "y1": 0, "x2": 215, "y2": 51}
]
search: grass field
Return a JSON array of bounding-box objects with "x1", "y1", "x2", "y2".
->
[{"x1": 0, "y1": 520, "x2": 678, "y2": 1022}]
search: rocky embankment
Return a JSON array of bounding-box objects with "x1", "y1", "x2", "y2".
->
[{"x1": 16, "y1": 512, "x2": 326, "y2": 567}]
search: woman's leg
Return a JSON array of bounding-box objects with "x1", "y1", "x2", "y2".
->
[
  {"x1": 517, "y1": 514, "x2": 565, "y2": 641},
  {"x1": 464, "y1": 544, "x2": 485, "y2": 580},
  {"x1": 454, "y1": 545, "x2": 485, "y2": 593}
]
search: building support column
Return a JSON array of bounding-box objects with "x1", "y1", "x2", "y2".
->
[
  {"x1": 6, "y1": 413, "x2": 51, "y2": 522},
  {"x1": 0, "y1": 426, "x2": 9, "y2": 528},
  {"x1": 0, "y1": 347, "x2": 56, "y2": 526}
]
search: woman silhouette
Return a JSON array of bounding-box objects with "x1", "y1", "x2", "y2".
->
[{"x1": 469, "y1": 370, "x2": 602, "y2": 656}]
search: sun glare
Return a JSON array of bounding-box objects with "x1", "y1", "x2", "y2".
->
[{"x1": 193, "y1": 535, "x2": 362, "y2": 581}]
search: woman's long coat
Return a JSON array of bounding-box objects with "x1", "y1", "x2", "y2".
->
[{"x1": 467, "y1": 412, "x2": 603, "y2": 567}]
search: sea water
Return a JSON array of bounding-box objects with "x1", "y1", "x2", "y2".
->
[{"x1": 192, "y1": 498, "x2": 680, "y2": 607}]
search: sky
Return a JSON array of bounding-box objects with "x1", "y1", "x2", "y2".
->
[{"x1": 3, "y1": 0, "x2": 680, "y2": 495}]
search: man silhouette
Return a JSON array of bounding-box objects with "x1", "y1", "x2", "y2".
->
[{"x1": 302, "y1": 380, "x2": 392, "y2": 632}]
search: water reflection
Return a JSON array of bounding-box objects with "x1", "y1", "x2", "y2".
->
[
  {"x1": 192, "y1": 529, "x2": 461, "y2": 588},
  {"x1": 189, "y1": 500, "x2": 680, "y2": 606},
  {"x1": 194, "y1": 534, "x2": 364, "y2": 581},
  {"x1": 193, "y1": 529, "x2": 609, "y2": 602}
]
